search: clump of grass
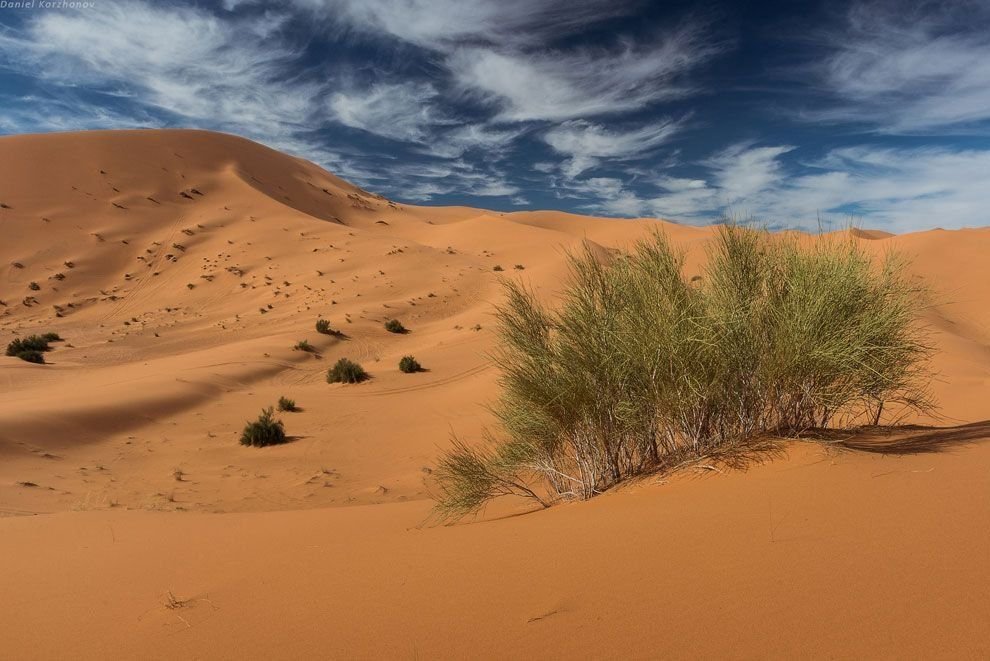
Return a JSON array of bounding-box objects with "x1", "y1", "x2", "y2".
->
[
  {"x1": 28, "y1": 281, "x2": 40, "y2": 291},
  {"x1": 41, "y1": 332, "x2": 62, "y2": 342},
  {"x1": 327, "y1": 357, "x2": 368, "y2": 384},
  {"x1": 294, "y1": 339, "x2": 316, "y2": 352},
  {"x1": 315, "y1": 318, "x2": 338, "y2": 335},
  {"x1": 432, "y1": 224, "x2": 935, "y2": 520},
  {"x1": 240, "y1": 407, "x2": 286, "y2": 447},
  {"x1": 399, "y1": 355, "x2": 422, "y2": 373},
  {"x1": 493, "y1": 265, "x2": 504, "y2": 272},
  {"x1": 384, "y1": 318, "x2": 407, "y2": 334},
  {"x1": 277, "y1": 396, "x2": 298, "y2": 412}
]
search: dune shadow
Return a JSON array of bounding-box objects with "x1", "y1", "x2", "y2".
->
[{"x1": 803, "y1": 421, "x2": 990, "y2": 455}]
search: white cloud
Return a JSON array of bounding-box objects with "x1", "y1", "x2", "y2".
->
[
  {"x1": 330, "y1": 82, "x2": 449, "y2": 143},
  {"x1": 811, "y1": 0, "x2": 990, "y2": 133},
  {"x1": 575, "y1": 143, "x2": 990, "y2": 232},
  {"x1": 380, "y1": 159, "x2": 521, "y2": 202},
  {"x1": 0, "y1": 2, "x2": 322, "y2": 140},
  {"x1": 424, "y1": 124, "x2": 526, "y2": 159},
  {"x1": 449, "y1": 25, "x2": 721, "y2": 122},
  {"x1": 0, "y1": 92, "x2": 163, "y2": 134},
  {"x1": 543, "y1": 119, "x2": 682, "y2": 177},
  {"x1": 705, "y1": 144, "x2": 794, "y2": 203},
  {"x1": 291, "y1": 0, "x2": 641, "y2": 50}
]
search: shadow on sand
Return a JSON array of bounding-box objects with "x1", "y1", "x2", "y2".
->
[{"x1": 802, "y1": 420, "x2": 990, "y2": 455}]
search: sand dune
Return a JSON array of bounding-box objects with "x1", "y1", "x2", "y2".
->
[{"x1": 1, "y1": 130, "x2": 988, "y2": 658}]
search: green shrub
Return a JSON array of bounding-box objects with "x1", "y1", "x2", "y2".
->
[
  {"x1": 6, "y1": 335, "x2": 49, "y2": 356},
  {"x1": 399, "y1": 355, "x2": 422, "y2": 373},
  {"x1": 432, "y1": 224, "x2": 934, "y2": 520},
  {"x1": 15, "y1": 350, "x2": 45, "y2": 364},
  {"x1": 277, "y1": 396, "x2": 298, "y2": 412},
  {"x1": 493, "y1": 265, "x2": 504, "y2": 272},
  {"x1": 240, "y1": 407, "x2": 286, "y2": 447},
  {"x1": 41, "y1": 332, "x2": 62, "y2": 342},
  {"x1": 384, "y1": 319, "x2": 406, "y2": 334},
  {"x1": 294, "y1": 339, "x2": 315, "y2": 352},
  {"x1": 327, "y1": 358, "x2": 368, "y2": 384},
  {"x1": 315, "y1": 318, "x2": 336, "y2": 335}
]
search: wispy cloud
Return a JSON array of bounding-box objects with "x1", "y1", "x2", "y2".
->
[
  {"x1": 543, "y1": 118, "x2": 684, "y2": 177},
  {"x1": 295, "y1": 0, "x2": 642, "y2": 50},
  {"x1": 580, "y1": 143, "x2": 990, "y2": 231},
  {"x1": 449, "y1": 25, "x2": 722, "y2": 122},
  {"x1": 330, "y1": 81, "x2": 450, "y2": 143},
  {"x1": 0, "y1": 2, "x2": 321, "y2": 140},
  {"x1": 810, "y1": 0, "x2": 990, "y2": 133}
]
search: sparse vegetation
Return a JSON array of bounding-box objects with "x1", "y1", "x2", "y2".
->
[
  {"x1": 399, "y1": 355, "x2": 422, "y2": 373},
  {"x1": 28, "y1": 281, "x2": 40, "y2": 291},
  {"x1": 315, "y1": 318, "x2": 337, "y2": 335},
  {"x1": 295, "y1": 339, "x2": 316, "y2": 352},
  {"x1": 6, "y1": 335, "x2": 52, "y2": 362},
  {"x1": 493, "y1": 265, "x2": 504, "y2": 272},
  {"x1": 384, "y1": 319, "x2": 406, "y2": 334},
  {"x1": 41, "y1": 332, "x2": 62, "y2": 342},
  {"x1": 240, "y1": 407, "x2": 287, "y2": 447},
  {"x1": 327, "y1": 357, "x2": 368, "y2": 384},
  {"x1": 278, "y1": 396, "x2": 298, "y2": 412},
  {"x1": 432, "y1": 225, "x2": 934, "y2": 520},
  {"x1": 14, "y1": 349, "x2": 45, "y2": 364}
]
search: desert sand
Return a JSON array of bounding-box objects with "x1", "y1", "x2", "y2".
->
[{"x1": 1, "y1": 130, "x2": 987, "y2": 659}]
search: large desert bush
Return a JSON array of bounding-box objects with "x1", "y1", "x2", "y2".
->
[{"x1": 432, "y1": 225, "x2": 933, "y2": 519}]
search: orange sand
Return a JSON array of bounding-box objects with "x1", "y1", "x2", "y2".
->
[{"x1": 1, "y1": 130, "x2": 987, "y2": 659}]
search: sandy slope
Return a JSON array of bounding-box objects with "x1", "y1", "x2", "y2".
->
[{"x1": 1, "y1": 130, "x2": 988, "y2": 659}]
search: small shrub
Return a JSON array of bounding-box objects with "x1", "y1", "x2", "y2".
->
[
  {"x1": 15, "y1": 350, "x2": 45, "y2": 364},
  {"x1": 315, "y1": 318, "x2": 336, "y2": 335},
  {"x1": 240, "y1": 407, "x2": 286, "y2": 447},
  {"x1": 41, "y1": 332, "x2": 62, "y2": 342},
  {"x1": 277, "y1": 396, "x2": 298, "y2": 412},
  {"x1": 399, "y1": 355, "x2": 422, "y2": 373},
  {"x1": 327, "y1": 357, "x2": 368, "y2": 384},
  {"x1": 384, "y1": 319, "x2": 406, "y2": 334},
  {"x1": 6, "y1": 335, "x2": 49, "y2": 356},
  {"x1": 295, "y1": 339, "x2": 315, "y2": 352},
  {"x1": 28, "y1": 281, "x2": 40, "y2": 291},
  {"x1": 513, "y1": 264, "x2": 525, "y2": 270},
  {"x1": 493, "y1": 265, "x2": 504, "y2": 272}
]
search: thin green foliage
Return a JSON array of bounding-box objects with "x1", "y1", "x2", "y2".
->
[
  {"x1": 240, "y1": 407, "x2": 287, "y2": 447},
  {"x1": 432, "y1": 224, "x2": 934, "y2": 520}
]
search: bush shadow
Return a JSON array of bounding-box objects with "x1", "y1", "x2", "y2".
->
[{"x1": 801, "y1": 421, "x2": 990, "y2": 455}]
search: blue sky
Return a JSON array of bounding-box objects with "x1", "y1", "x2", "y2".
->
[{"x1": 1, "y1": 0, "x2": 989, "y2": 231}]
